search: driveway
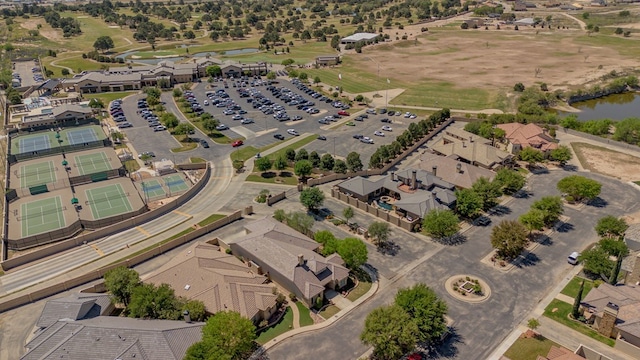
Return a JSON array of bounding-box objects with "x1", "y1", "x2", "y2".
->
[{"x1": 267, "y1": 169, "x2": 640, "y2": 359}]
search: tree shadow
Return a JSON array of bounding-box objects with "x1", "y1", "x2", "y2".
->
[
  {"x1": 513, "y1": 189, "x2": 531, "y2": 199},
  {"x1": 488, "y1": 205, "x2": 511, "y2": 216},
  {"x1": 530, "y1": 166, "x2": 549, "y2": 175},
  {"x1": 433, "y1": 234, "x2": 466, "y2": 246},
  {"x1": 556, "y1": 222, "x2": 574, "y2": 233},
  {"x1": 562, "y1": 164, "x2": 579, "y2": 172},
  {"x1": 515, "y1": 252, "x2": 540, "y2": 268},
  {"x1": 587, "y1": 197, "x2": 608, "y2": 208},
  {"x1": 426, "y1": 329, "x2": 463, "y2": 359},
  {"x1": 280, "y1": 171, "x2": 293, "y2": 177},
  {"x1": 261, "y1": 171, "x2": 276, "y2": 179},
  {"x1": 535, "y1": 234, "x2": 553, "y2": 246},
  {"x1": 377, "y1": 241, "x2": 401, "y2": 256}
]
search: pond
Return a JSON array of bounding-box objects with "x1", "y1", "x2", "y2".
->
[
  {"x1": 554, "y1": 92, "x2": 640, "y2": 121},
  {"x1": 114, "y1": 48, "x2": 260, "y2": 65}
]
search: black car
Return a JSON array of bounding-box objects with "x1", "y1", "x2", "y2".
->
[
  {"x1": 353, "y1": 134, "x2": 364, "y2": 139},
  {"x1": 274, "y1": 134, "x2": 285, "y2": 140},
  {"x1": 317, "y1": 135, "x2": 327, "y2": 141},
  {"x1": 381, "y1": 118, "x2": 392, "y2": 123},
  {"x1": 200, "y1": 140, "x2": 210, "y2": 148},
  {"x1": 474, "y1": 216, "x2": 492, "y2": 226}
]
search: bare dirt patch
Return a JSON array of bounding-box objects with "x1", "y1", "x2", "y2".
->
[
  {"x1": 357, "y1": 28, "x2": 638, "y2": 92},
  {"x1": 20, "y1": 18, "x2": 64, "y2": 42},
  {"x1": 571, "y1": 142, "x2": 640, "y2": 182}
]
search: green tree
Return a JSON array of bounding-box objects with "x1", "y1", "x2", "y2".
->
[
  {"x1": 104, "y1": 266, "x2": 141, "y2": 306},
  {"x1": 557, "y1": 175, "x2": 602, "y2": 202},
  {"x1": 314, "y1": 230, "x2": 336, "y2": 245},
  {"x1": 128, "y1": 283, "x2": 181, "y2": 319},
  {"x1": 206, "y1": 65, "x2": 222, "y2": 77},
  {"x1": 454, "y1": 188, "x2": 482, "y2": 219},
  {"x1": 527, "y1": 318, "x2": 540, "y2": 331},
  {"x1": 287, "y1": 211, "x2": 314, "y2": 234},
  {"x1": 471, "y1": 177, "x2": 502, "y2": 210},
  {"x1": 182, "y1": 300, "x2": 206, "y2": 322},
  {"x1": 202, "y1": 118, "x2": 220, "y2": 134},
  {"x1": 232, "y1": 159, "x2": 244, "y2": 172},
  {"x1": 494, "y1": 168, "x2": 526, "y2": 195},
  {"x1": 266, "y1": 71, "x2": 276, "y2": 80},
  {"x1": 422, "y1": 209, "x2": 460, "y2": 240},
  {"x1": 333, "y1": 159, "x2": 347, "y2": 173},
  {"x1": 343, "y1": 206, "x2": 354, "y2": 223},
  {"x1": 513, "y1": 82, "x2": 525, "y2": 92},
  {"x1": 595, "y1": 216, "x2": 628, "y2": 238},
  {"x1": 273, "y1": 155, "x2": 288, "y2": 171},
  {"x1": 161, "y1": 113, "x2": 180, "y2": 129},
  {"x1": 88, "y1": 98, "x2": 104, "y2": 109},
  {"x1": 294, "y1": 160, "x2": 313, "y2": 179},
  {"x1": 572, "y1": 280, "x2": 584, "y2": 319},
  {"x1": 346, "y1": 152, "x2": 363, "y2": 172},
  {"x1": 518, "y1": 147, "x2": 544, "y2": 168},
  {"x1": 93, "y1": 35, "x2": 114, "y2": 53},
  {"x1": 61, "y1": 68, "x2": 70, "y2": 76},
  {"x1": 255, "y1": 157, "x2": 272, "y2": 173},
  {"x1": 490, "y1": 220, "x2": 528, "y2": 259},
  {"x1": 173, "y1": 122, "x2": 195, "y2": 139},
  {"x1": 580, "y1": 246, "x2": 613, "y2": 276},
  {"x1": 185, "y1": 311, "x2": 256, "y2": 360},
  {"x1": 300, "y1": 187, "x2": 325, "y2": 210},
  {"x1": 295, "y1": 148, "x2": 309, "y2": 161},
  {"x1": 550, "y1": 145, "x2": 573, "y2": 165},
  {"x1": 309, "y1": 151, "x2": 321, "y2": 168},
  {"x1": 394, "y1": 284, "x2": 448, "y2": 344},
  {"x1": 320, "y1": 153, "x2": 334, "y2": 170},
  {"x1": 368, "y1": 221, "x2": 390, "y2": 247},
  {"x1": 285, "y1": 148, "x2": 296, "y2": 161},
  {"x1": 531, "y1": 196, "x2": 563, "y2": 226},
  {"x1": 338, "y1": 237, "x2": 368, "y2": 269},
  {"x1": 519, "y1": 209, "x2": 545, "y2": 234},
  {"x1": 360, "y1": 305, "x2": 419, "y2": 360}
]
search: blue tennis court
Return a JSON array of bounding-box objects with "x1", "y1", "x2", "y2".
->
[
  {"x1": 19, "y1": 135, "x2": 51, "y2": 153},
  {"x1": 163, "y1": 174, "x2": 189, "y2": 193},
  {"x1": 142, "y1": 179, "x2": 167, "y2": 199},
  {"x1": 67, "y1": 128, "x2": 99, "y2": 145}
]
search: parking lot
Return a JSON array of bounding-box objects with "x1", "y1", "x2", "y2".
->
[{"x1": 12, "y1": 60, "x2": 43, "y2": 88}]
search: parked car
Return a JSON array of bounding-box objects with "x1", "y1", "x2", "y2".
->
[
  {"x1": 353, "y1": 134, "x2": 364, "y2": 139},
  {"x1": 317, "y1": 135, "x2": 327, "y2": 141},
  {"x1": 241, "y1": 118, "x2": 254, "y2": 124},
  {"x1": 382, "y1": 125, "x2": 393, "y2": 131},
  {"x1": 154, "y1": 125, "x2": 166, "y2": 132},
  {"x1": 360, "y1": 137, "x2": 374, "y2": 144},
  {"x1": 138, "y1": 151, "x2": 155, "y2": 158},
  {"x1": 200, "y1": 140, "x2": 210, "y2": 148},
  {"x1": 287, "y1": 129, "x2": 299, "y2": 136},
  {"x1": 117, "y1": 122, "x2": 133, "y2": 128},
  {"x1": 232, "y1": 140, "x2": 244, "y2": 147},
  {"x1": 345, "y1": 121, "x2": 355, "y2": 126},
  {"x1": 338, "y1": 110, "x2": 350, "y2": 116},
  {"x1": 216, "y1": 124, "x2": 229, "y2": 130},
  {"x1": 381, "y1": 118, "x2": 392, "y2": 123},
  {"x1": 568, "y1": 252, "x2": 580, "y2": 265},
  {"x1": 374, "y1": 131, "x2": 385, "y2": 137},
  {"x1": 274, "y1": 134, "x2": 285, "y2": 140}
]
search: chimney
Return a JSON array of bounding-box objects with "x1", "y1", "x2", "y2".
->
[
  {"x1": 598, "y1": 303, "x2": 619, "y2": 338},
  {"x1": 183, "y1": 310, "x2": 191, "y2": 323},
  {"x1": 456, "y1": 163, "x2": 462, "y2": 173},
  {"x1": 411, "y1": 170, "x2": 417, "y2": 190},
  {"x1": 469, "y1": 135, "x2": 474, "y2": 143},
  {"x1": 298, "y1": 254, "x2": 304, "y2": 266},
  {"x1": 431, "y1": 166, "x2": 437, "y2": 177},
  {"x1": 462, "y1": 141, "x2": 466, "y2": 148},
  {"x1": 390, "y1": 171, "x2": 395, "y2": 181}
]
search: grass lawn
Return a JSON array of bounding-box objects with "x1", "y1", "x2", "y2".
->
[
  {"x1": 265, "y1": 134, "x2": 318, "y2": 161},
  {"x1": 230, "y1": 146, "x2": 260, "y2": 162},
  {"x1": 391, "y1": 81, "x2": 494, "y2": 110},
  {"x1": 634, "y1": 181, "x2": 640, "y2": 186},
  {"x1": 192, "y1": 122, "x2": 236, "y2": 144},
  {"x1": 123, "y1": 160, "x2": 139, "y2": 173},
  {"x1": 197, "y1": 214, "x2": 226, "y2": 227},
  {"x1": 84, "y1": 91, "x2": 137, "y2": 105},
  {"x1": 560, "y1": 277, "x2": 594, "y2": 300},
  {"x1": 543, "y1": 299, "x2": 615, "y2": 347},
  {"x1": 295, "y1": 301, "x2": 314, "y2": 327},
  {"x1": 346, "y1": 280, "x2": 372, "y2": 302},
  {"x1": 319, "y1": 305, "x2": 341, "y2": 320},
  {"x1": 256, "y1": 307, "x2": 293, "y2": 345},
  {"x1": 246, "y1": 172, "x2": 299, "y2": 186},
  {"x1": 503, "y1": 335, "x2": 561, "y2": 360},
  {"x1": 190, "y1": 157, "x2": 206, "y2": 163}
]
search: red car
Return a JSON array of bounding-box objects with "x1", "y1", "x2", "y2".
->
[
  {"x1": 338, "y1": 110, "x2": 350, "y2": 116},
  {"x1": 407, "y1": 353, "x2": 422, "y2": 360},
  {"x1": 232, "y1": 140, "x2": 244, "y2": 147}
]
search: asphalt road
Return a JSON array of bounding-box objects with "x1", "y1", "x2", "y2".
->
[{"x1": 267, "y1": 170, "x2": 640, "y2": 360}]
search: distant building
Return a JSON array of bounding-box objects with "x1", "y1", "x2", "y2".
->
[
  {"x1": 591, "y1": 0, "x2": 607, "y2": 6},
  {"x1": 19, "y1": 103, "x2": 93, "y2": 130},
  {"x1": 429, "y1": 127, "x2": 514, "y2": 170},
  {"x1": 496, "y1": 123, "x2": 558, "y2": 154},
  {"x1": 315, "y1": 55, "x2": 341, "y2": 66},
  {"x1": 418, "y1": 152, "x2": 496, "y2": 189},
  {"x1": 340, "y1": 32, "x2": 379, "y2": 44}
]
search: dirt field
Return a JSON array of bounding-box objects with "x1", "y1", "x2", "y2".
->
[
  {"x1": 571, "y1": 142, "x2": 640, "y2": 182},
  {"x1": 356, "y1": 24, "x2": 639, "y2": 93},
  {"x1": 19, "y1": 18, "x2": 64, "y2": 42}
]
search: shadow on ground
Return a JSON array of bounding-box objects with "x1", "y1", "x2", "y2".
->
[
  {"x1": 588, "y1": 197, "x2": 608, "y2": 208},
  {"x1": 433, "y1": 234, "x2": 466, "y2": 246}
]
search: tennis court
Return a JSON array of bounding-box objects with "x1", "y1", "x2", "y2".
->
[
  {"x1": 18, "y1": 135, "x2": 51, "y2": 153},
  {"x1": 20, "y1": 196, "x2": 66, "y2": 237},
  {"x1": 75, "y1": 152, "x2": 111, "y2": 175},
  {"x1": 18, "y1": 160, "x2": 57, "y2": 188},
  {"x1": 67, "y1": 128, "x2": 99, "y2": 145},
  {"x1": 142, "y1": 179, "x2": 167, "y2": 200},
  {"x1": 85, "y1": 183, "x2": 134, "y2": 220},
  {"x1": 163, "y1": 174, "x2": 189, "y2": 193}
]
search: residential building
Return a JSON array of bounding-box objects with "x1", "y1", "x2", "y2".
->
[
  {"x1": 315, "y1": 55, "x2": 341, "y2": 66},
  {"x1": 580, "y1": 283, "x2": 640, "y2": 357},
  {"x1": 340, "y1": 32, "x2": 379, "y2": 44},
  {"x1": 19, "y1": 103, "x2": 92, "y2": 130},
  {"x1": 228, "y1": 217, "x2": 350, "y2": 307},
  {"x1": 538, "y1": 345, "x2": 612, "y2": 360},
  {"x1": 34, "y1": 293, "x2": 114, "y2": 329},
  {"x1": 430, "y1": 127, "x2": 513, "y2": 169},
  {"x1": 145, "y1": 242, "x2": 278, "y2": 324},
  {"x1": 418, "y1": 152, "x2": 496, "y2": 189},
  {"x1": 622, "y1": 223, "x2": 640, "y2": 285},
  {"x1": 497, "y1": 122, "x2": 558, "y2": 154}
]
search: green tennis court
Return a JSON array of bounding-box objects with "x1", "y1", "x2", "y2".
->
[
  {"x1": 163, "y1": 175, "x2": 189, "y2": 193},
  {"x1": 75, "y1": 152, "x2": 111, "y2": 175},
  {"x1": 20, "y1": 196, "x2": 66, "y2": 237},
  {"x1": 85, "y1": 183, "x2": 134, "y2": 220},
  {"x1": 19, "y1": 161, "x2": 57, "y2": 188},
  {"x1": 142, "y1": 179, "x2": 167, "y2": 199}
]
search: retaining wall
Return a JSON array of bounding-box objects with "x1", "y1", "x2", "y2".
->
[
  {"x1": 266, "y1": 192, "x2": 286, "y2": 206},
  {"x1": 1, "y1": 164, "x2": 211, "y2": 270},
  {"x1": 331, "y1": 189, "x2": 416, "y2": 232},
  {"x1": 0, "y1": 209, "x2": 242, "y2": 313}
]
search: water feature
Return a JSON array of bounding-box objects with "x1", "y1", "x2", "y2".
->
[
  {"x1": 377, "y1": 198, "x2": 393, "y2": 211},
  {"x1": 114, "y1": 48, "x2": 259, "y2": 65},
  {"x1": 554, "y1": 92, "x2": 640, "y2": 121}
]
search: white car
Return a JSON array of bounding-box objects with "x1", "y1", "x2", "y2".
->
[
  {"x1": 203, "y1": 100, "x2": 209, "y2": 106},
  {"x1": 241, "y1": 118, "x2": 254, "y2": 124},
  {"x1": 232, "y1": 114, "x2": 243, "y2": 120},
  {"x1": 287, "y1": 129, "x2": 299, "y2": 136},
  {"x1": 216, "y1": 124, "x2": 228, "y2": 130},
  {"x1": 374, "y1": 131, "x2": 385, "y2": 137},
  {"x1": 382, "y1": 125, "x2": 392, "y2": 132},
  {"x1": 360, "y1": 137, "x2": 374, "y2": 144}
]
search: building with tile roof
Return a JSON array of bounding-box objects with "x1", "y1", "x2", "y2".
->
[
  {"x1": 145, "y1": 242, "x2": 278, "y2": 323},
  {"x1": 22, "y1": 316, "x2": 203, "y2": 360},
  {"x1": 497, "y1": 123, "x2": 558, "y2": 154},
  {"x1": 228, "y1": 217, "x2": 350, "y2": 307},
  {"x1": 418, "y1": 152, "x2": 496, "y2": 189},
  {"x1": 430, "y1": 127, "x2": 513, "y2": 169}
]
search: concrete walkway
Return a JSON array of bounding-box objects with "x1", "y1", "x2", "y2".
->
[
  {"x1": 555, "y1": 293, "x2": 575, "y2": 304},
  {"x1": 290, "y1": 302, "x2": 301, "y2": 329}
]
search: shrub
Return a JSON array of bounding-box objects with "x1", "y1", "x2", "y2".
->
[
  {"x1": 225, "y1": 248, "x2": 232, "y2": 254},
  {"x1": 289, "y1": 293, "x2": 297, "y2": 302}
]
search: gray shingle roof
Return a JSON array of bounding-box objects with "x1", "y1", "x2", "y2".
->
[
  {"x1": 394, "y1": 192, "x2": 448, "y2": 218},
  {"x1": 394, "y1": 169, "x2": 455, "y2": 190},
  {"x1": 36, "y1": 293, "x2": 113, "y2": 328},
  {"x1": 23, "y1": 317, "x2": 203, "y2": 360}
]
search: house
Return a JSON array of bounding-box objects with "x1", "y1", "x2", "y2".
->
[
  {"x1": 580, "y1": 283, "x2": 640, "y2": 357},
  {"x1": 622, "y1": 224, "x2": 640, "y2": 285},
  {"x1": 316, "y1": 55, "x2": 341, "y2": 66},
  {"x1": 145, "y1": 242, "x2": 278, "y2": 324},
  {"x1": 228, "y1": 217, "x2": 350, "y2": 307},
  {"x1": 340, "y1": 32, "x2": 379, "y2": 44},
  {"x1": 22, "y1": 317, "x2": 203, "y2": 360},
  {"x1": 430, "y1": 127, "x2": 513, "y2": 169},
  {"x1": 418, "y1": 152, "x2": 496, "y2": 189},
  {"x1": 560, "y1": 3, "x2": 583, "y2": 10},
  {"x1": 34, "y1": 292, "x2": 114, "y2": 329},
  {"x1": 537, "y1": 345, "x2": 611, "y2": 360},
  {"x1": 20, "y1": 103, "x2": 93, "y2": 129},
  {"x1": 336, "y1": 170, "x2": 457, "y2": 222},
  {"x1": 497, "y1": 123, "x2": 558, "y2": 154}
]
